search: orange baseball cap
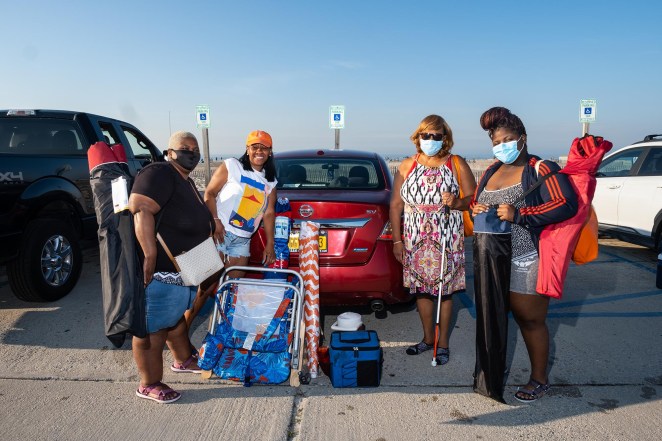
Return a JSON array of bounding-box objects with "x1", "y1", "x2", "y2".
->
[{"x1": 246, "y1": 130, "x2": 272, "y2": 148}]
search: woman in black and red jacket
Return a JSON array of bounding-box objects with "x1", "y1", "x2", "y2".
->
[{"x1": 470, "y1": 107, "x2": 577, "y2": 403}]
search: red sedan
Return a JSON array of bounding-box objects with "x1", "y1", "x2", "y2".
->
[{"x1": 249, "y1": 149, "x2": 411, "y2": 311}]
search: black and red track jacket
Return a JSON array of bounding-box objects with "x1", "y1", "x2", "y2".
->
[{"x1": 471, "y1": 154, "x2": 578, "y2": 249}]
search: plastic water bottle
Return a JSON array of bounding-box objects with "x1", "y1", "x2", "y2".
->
[{"x1": 657, "y1": 249, "x2": 662, "y2": 289}]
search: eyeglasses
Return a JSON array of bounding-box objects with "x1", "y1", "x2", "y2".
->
[
  {"x1": 248, "y1": 145, "x2": 272, "y2": 152},
  {"x1": 420, "y1": 133, "x2": 444, "y2": 141}
]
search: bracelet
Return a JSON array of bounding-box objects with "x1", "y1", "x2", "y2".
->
[
  {"x1": 392, "y1": 241, "x2": 402, "y2": 245},
  {"x1": 213, "y1": 217, "x2": 221, "y2": 221}
]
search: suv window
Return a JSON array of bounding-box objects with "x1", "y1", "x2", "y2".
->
[
  {"x1": 637, "y1": 147, "x2": 662, "y2": 176},
  {"x1": 597, "y1": 147, "x2": 644, "y2": 177},
  {"x1": 121, "y1": 126, "x2": 153, "y2": 159},
  {"x1": 98, "y1": 121, "x2": 122, "y2": 146},
  {"x1": 276, "y1": 158, "x2": 384, "y2": 190},
  {"x1": 0, "y1": 118, "x2": 84, "y2": 155}
]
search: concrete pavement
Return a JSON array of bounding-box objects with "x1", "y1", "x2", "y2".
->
[{"x1": 0, "y1": 238, "x2": 660, "y2": 440}]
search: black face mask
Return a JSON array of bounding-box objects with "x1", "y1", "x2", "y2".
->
[{"x1": 171, "y1": 149, "x2": 200, "y2": 171}]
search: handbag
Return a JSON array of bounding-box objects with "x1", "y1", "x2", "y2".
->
[
  {"x1": 452, "y1": 155, "x2": 474, "y2": 236},
  {"x1": 157, "y1": 233, "x2": 224, "y2": 286}
]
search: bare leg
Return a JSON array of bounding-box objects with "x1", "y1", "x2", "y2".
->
[
  {"x1": 165, "y1": 317, "x2": 197, "y2": 366},
  {"x1": 415, "y1": 296, "x2": 435, "y2": 344},
  {"x1": 225, "y1": 255, "x2": 249, "y2": 278},
  {"x1": 510, "y1": 292, "x2": 550, "y2": 390},
  {"x1": 133, "y1": 330, "x2": 179, "y2": 400},
  {"x1": 437, "y1": 295, "x2": 454, "y2": 348}
]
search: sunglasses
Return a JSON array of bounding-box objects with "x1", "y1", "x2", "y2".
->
[
  {"x1": 420, "y1": 133, "x2": 444, "y2": 141},
  {"x1": 248, "y1": 145, "x2": 272, "y2": 152}
]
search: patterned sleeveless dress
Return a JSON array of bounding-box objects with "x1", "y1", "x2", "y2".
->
[{"x1": 400, "y1": 156, "x2": 465, "y2": 296}]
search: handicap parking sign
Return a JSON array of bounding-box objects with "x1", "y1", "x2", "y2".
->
[
  {"x1": 579, "y1": 99, "x2": 596, "y2": 123},
  {"x1": 329, "y1": 105, "x2": 345, "y2": 129},
  {"x1": 196, "y1": 105, "x2": 211, "y2": 128}
]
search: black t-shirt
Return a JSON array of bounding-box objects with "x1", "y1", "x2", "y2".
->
[{"x1": 132, "y1": 162, "x2": 214, "y2": 273}]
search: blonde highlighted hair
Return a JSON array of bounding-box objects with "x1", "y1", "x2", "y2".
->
[
  {"x1": 410, "y1": 114, "x2": 454, "y2": 156},
  {"x1": 168, "y1": 131, "x2": 198, "y2": 149}
]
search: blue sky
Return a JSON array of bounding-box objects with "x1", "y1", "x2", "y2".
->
[{"x1": 2, "y1": 0, "x2": 661, "y2": 159}]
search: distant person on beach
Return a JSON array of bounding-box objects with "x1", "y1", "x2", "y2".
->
[
  {"x1": 390, "y1": 114, "x2": 476, "y2": 364},
  {"x1": 471, "y1": 107, "x2": 577, "y2": 403},
  {"x1": 184, "y1": 130, "x2": 278, "y2": 327}
]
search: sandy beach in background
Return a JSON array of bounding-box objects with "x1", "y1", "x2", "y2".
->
[{"x1": 190, "y1": 157, "x2": 565, "y2": 189}]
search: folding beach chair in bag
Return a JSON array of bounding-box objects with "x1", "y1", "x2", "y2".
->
[{"x1": 198, "y1": 266, "x2": 304, "y2": 386}]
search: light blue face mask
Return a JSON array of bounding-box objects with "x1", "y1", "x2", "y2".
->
[
  {"x1": 420, "y1": 139, "x2": 443, "y2": 156},
  {"x1": 492, "y1": 136, "x2": 523, "y2": 164}
]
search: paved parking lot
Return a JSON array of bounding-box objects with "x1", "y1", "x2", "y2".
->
[{"x1": 0, "y1": 238, "x2": 661, "y2": 440}]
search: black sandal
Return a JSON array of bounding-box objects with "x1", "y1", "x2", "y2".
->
[
  {"x1": 435, "y1": 347, "x2": 450, "y2": 365},
  {"x1": 406, "y1": 341, "x2": 434, "y2": 355},
  {"x1": 514, "y1": 378, "x2": 550, "y2": 403}
]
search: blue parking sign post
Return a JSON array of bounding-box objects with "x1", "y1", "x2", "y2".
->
[
  {"x1": 329, "y1": 105, "x2": 345, "y2": 150},
  {"x1": 196, "y1": 105, "x2": 211, "y2": 185}
]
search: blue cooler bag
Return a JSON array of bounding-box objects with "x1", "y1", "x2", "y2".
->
[{"x1": 329, "y1": 330, "x2": 382, "y2": 388}]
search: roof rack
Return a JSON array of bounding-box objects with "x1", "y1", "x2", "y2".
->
[{"x1": 643, "y1": 134, "x2": 662, "y2": 142}]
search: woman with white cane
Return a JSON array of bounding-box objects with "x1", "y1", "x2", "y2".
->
[{"x1": 390, "y1": 115, "x2": 476, "y2": 363}]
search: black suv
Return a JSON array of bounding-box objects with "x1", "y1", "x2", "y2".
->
[{"x1": 0, "y1": 109, "x2": 163, "y2": 301}]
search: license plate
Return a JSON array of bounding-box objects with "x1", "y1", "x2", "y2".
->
[{"x1": 288, "y1": 230, "x2": 328, "y2": 253}]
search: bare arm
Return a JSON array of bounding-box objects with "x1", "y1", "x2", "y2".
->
[
  {"x1": 453, "y1": 156, "x2": 477, "y2": 211},
  {"x1": 389, "y1": 158, "x2": 412, "y2": 264},
  {"x1": 129, "y1": 193, "x2": 161, "y2": 286},
  {"x1": 204, "y1": 162, "x2": 228, "y2": 243}
]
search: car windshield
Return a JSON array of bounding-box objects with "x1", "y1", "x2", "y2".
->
[{"x1": 276, "y1": 158, "x2": 385, "y2": 190}]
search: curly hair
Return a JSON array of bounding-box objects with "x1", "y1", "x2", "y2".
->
[
  {"x1": 409, "y1": 114, "x2": 454, "y2": 155},
  {"x1": 479, "y1": 107, "x2": 527, "y2": 139}
]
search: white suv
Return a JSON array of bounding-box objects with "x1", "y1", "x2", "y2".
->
[{"x1": 593, "y1": 134, "x2": 662, "y2": 249}]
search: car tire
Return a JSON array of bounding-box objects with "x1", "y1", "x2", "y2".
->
[{"x1": 7, "y1": 218, "x2": 83, "y2": 302}]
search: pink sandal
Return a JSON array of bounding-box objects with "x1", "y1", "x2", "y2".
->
[
  {"x1": 171, "y1": 355, "x2": 202, "y2": 373},
  {"x1": 136, "y1": 382, "x2": 181, "y2": 404}
]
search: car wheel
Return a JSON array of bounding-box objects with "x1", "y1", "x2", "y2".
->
[{"x1": 7, "y1": 218, "x2": 83, "y2": 302}]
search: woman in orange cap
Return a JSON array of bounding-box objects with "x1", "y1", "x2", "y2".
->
[{"x1": 185, "y1": 130, "x2": 278, "y2": 327}]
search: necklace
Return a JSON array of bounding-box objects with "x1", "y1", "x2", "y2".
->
[{"x1": 420, "y1": 152, "x2": 448, "y2": 169}]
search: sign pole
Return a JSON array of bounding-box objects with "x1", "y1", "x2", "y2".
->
[
  {"x1": 329, "y1": 105, "x2": 345, "y2": 149},
  {"x1": 195, "y1": 105, "x2": 212, "y2": 186},
  {"x1": 202, "y1": 127, "x2": 211, "y2": 186},
  {"x1": 579, "y1": 99, "x2": 596, "y2": 137}
]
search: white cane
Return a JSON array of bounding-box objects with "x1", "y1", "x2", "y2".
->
[{"x1": 432, "y1": 204, "x2": 450, "y2": 367}]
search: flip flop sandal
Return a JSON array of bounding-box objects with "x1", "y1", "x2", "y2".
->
[
  {"x1": 171, "y1": 355, "x2": 202, "y2": 373},
  {"x1": 514, "y1": 378, "x2": 550, "y2": 403},
  {"x1": 136, "y1": 382, "x2": 181, "y2": 404},
  {"x1": 406, "y1": 341, "x2": 434, "y2": 355},
  {"x1": 434, "y1": 348, "x2": 450, "y2": 365}
]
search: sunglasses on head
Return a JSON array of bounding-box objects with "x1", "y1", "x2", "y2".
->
[{"x1": 420, "y1": 132, "x2": 444, "y2": 141}]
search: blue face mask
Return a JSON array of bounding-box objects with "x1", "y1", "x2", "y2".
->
[
  {"x1": 492, "y1": 136, "x2": 522, "y2": 164},
  {"x1": 420, "y1": 139, "x2": 443, "y2": 156}
]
